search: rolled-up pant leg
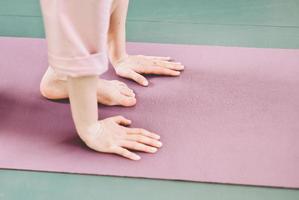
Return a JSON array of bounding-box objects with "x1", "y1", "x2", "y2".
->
[{"x1": 40, "y1": 0, "x2": 112, "y2": 80}]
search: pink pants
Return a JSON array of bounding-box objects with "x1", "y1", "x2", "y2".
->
[{"x1": 40, "y1": 0, "x2": 112, "y2": 79}]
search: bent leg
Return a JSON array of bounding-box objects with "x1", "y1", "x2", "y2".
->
[
  {"x1": 40, "y1": 0, "x2": 111, "y2": 78},
  {"x1": 39, "y1": 0, "x2": 136, "y2": 106}
]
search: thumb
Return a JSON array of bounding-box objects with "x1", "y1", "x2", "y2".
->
[{"x1": 116, "y1": 67, "x2": 149, "y2": 86}]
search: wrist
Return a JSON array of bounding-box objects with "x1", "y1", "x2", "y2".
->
[
  {"x1": 107, "y1": 36, "x2": 128, "y2": 67},
  {"x1": 76, "y1": 121, "x2": 101, "y2": 142},
  {"x1": 109, "y1": 53, "x2": 129, "y2": 67}
]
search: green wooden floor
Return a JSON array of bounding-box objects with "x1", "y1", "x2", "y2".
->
[
  {"x1": 0, "y1": 0, "x2": 299, "y2": 199},
  {"x1": 1, "y1": 0, "x2": 299, "y2": 48}
]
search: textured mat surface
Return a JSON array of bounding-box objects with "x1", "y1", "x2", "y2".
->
[{"x1": 0, "y1": 37, "x2": 298, "y2": 188}]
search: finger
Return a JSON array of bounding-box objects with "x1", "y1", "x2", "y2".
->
[
  {"x1": 129, "y1": 71, "x2": 149, "y2": 86},
  {"x1": 120, "y1": 141, "x2": 158, "y2": 153},
  {"x1": 110, "y1": 115, "x2": 131, "y2": 126},
  {"x1": 152, "y1": 60, "x2": 184, "y2": 71},
  {"x1": 117, "y1": 68, "x2": 149, "y2": 86},
  {"x1": 142, "y1": 55, "x2": 173, "y2": 61},
  {"x1": 126, "y1": 128, "x2": 160, "y2": 140},
  {"x1": 141, "y1": 66, "x2": 180, "y2": 76},
  {"x1": 126, "y1": 134, "x2": 162, "y2": 148},
  {"x1": 111, "y1": 146, "x2": 141, "y2": 160}
]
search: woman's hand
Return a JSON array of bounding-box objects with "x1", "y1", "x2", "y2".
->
[
  {"x1": 80, "y1": 115, "x2": 162, "y2": 161},
  {"x1": 113, "y1": 55, "x2": 184, "y2": 86}
]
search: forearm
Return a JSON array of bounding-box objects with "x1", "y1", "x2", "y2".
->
[
  {"x1": 108, "y1": 0, "x2": 129, "y2": 66},
  {"x1": 67, "y1": 76, "x2": 99, "y2": 139}
]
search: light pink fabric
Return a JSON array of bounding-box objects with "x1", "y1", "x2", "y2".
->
[{"x1": 40, "y1": 0, "x2": 112, "y2": 79}]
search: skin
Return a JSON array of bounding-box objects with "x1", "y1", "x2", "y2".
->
[
  {"x1": 108, "y1": 0, "x2": 184, "y2": 86},
  {"x1": 40, "y1": 67, "x2": 137, "y2": 107},
  {"x1": 41, "y1": 0, "x2": 184, "y2": 160},
  {"x1": 67, "y1": 75, "x2": 162, "y2": 161}
]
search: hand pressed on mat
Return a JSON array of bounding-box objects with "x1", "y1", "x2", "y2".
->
[
  {"x1": 113, "y1": 55, "x2": 184, "y2": 86},
  {"x1": 67, "y1": 76, "x2": 162, "y2": 161},
  {"x1": 81, "y1": 116, "x2": 162, "y2": 161},
  {"x1": 108, "y1": 0, "x2": 184, "y2": 87}
]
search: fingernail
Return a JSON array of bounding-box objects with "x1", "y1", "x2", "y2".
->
[
  {"x1": 150, "y1": 148, "x2": 158, "y2": 153},
  {"x1": 157, "y1": 141, "x2": 163, "y2": 147},
  {"x1": 133, "y1": 155, "x2": 141, "y2": 160},
  {"x1": 143, "y1": 81, "x2": 149, "y2": 86},
  {"x1": 152, "y1": 133, "x2": 160, "y2": 139},
  {"x1": 174, "y1": 71, "x2": 180, "y2": 75}
]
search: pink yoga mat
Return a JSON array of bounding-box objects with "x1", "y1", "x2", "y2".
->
[{"x1": 0, "y1": 37, "x2": 298, "y2": 188}]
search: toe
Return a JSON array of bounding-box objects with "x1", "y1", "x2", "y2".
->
[
  {"x1": 120, "y1": 86, "x2": 135, "y2": 97},
  {"x1": 119, "y1": 96, "x2": 137, "y2": 107}
]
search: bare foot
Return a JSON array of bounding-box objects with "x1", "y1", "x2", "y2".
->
[{"x1": 40, "y1": 67, "x2": 136, "y2": 107}]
